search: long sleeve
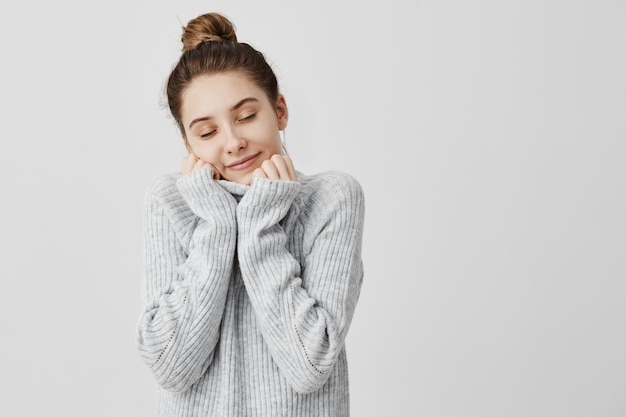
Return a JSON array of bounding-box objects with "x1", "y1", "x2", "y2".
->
[
  {"x1": 136, "y1": 169, "x2": 237, "y2": 392},
  {"x1": 235, "y1": 172, "x2": 365, "y2": 394}
]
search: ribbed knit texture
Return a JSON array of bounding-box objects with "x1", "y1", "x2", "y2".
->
[{"x1": 137, "y1": 168, "x2": 365, "y2": 417}]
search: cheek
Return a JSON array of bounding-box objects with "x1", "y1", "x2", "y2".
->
[
  {"x1": 192, "y1": 144, "x2": 221, "y2": 164},
  {"x1": 264, "y1": 130, "x2": 283, "y2": 153}
]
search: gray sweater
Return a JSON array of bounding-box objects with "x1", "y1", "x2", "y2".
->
[{"x1": 136, "y1": 168, "x2": 365, "y2": 416}]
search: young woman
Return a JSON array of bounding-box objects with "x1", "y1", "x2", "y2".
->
[{"x1": 136, "y1": 12, "x2": 365, "y2": 417}]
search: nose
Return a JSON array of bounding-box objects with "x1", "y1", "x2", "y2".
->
[{"x1": 223, "y1": 125, "x2": 247, "y2": 153}]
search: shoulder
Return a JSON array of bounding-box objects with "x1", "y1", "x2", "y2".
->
[
  {"x1": 144, "y1": 172, "x2": 183, "y2": 204},
  {"x1": 295, "y1": 170, "x2": 365, "y2": 221},
  {"x1": 298, "y1": 170, "x2": 363, "y2": 196},
  {"x1": 297, "y1": 170, "x2": 364, "y2": 205},
  {"x1": 142, "y1": 172, "x2": 192, "y2": 221}
]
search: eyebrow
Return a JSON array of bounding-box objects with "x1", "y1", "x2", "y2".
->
[{"x1": 188, "y1": 97, "x2": 260, "y2": 129}]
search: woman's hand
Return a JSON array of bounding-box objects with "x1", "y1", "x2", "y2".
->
[
  {"x1": 182, "y1": 153, "x2": 222, "y2": 180},
  {"x1": 251, "y1": 154, "x2": 297, "y2": 184}
]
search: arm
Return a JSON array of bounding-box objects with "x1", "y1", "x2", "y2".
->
[
  {"x1": 236, "y1": 173, "x2": 365, "y2": 394},
  {"x1": 136, "y1": 169, "x2": 237, "y2": 392}
]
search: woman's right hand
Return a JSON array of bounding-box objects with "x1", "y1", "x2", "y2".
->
[{"x1": 182, "y1": 153, "x2": 222, "y2": 180}]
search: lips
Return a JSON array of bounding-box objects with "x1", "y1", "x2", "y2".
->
[{"x1": 226, "y1": 153, "x2": 260, "y2": 170}]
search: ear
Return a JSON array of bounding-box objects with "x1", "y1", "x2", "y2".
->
[{"x1": 276, "y1": 94, "x2": 289, "y2": 130}]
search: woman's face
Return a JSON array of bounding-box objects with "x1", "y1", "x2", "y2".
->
[{"x1": 181, "y1": 71, "x2": 288, "y2": 185}]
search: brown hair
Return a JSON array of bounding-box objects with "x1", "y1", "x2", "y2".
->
[{"x1": 166, "y1": 12, "x2": 280, "y2": 136}]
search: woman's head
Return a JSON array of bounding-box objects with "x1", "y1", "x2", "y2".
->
[
  {"x1": 166, "y1": 12, "x2": 288, "y2": 184},
  {"x1": 167, "y1": 12, "x2": 281, "y2": 136}
]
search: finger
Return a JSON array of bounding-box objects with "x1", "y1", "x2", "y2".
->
[
  {"x1": 192, "y1": 158, "x2": 207, "y2": 172},
  {"x1": 260, "y1": 159, "x2": 280, "y2": 180},
  {"x1": 182, "y1": 153, "x2": 196, "y2": 175},
  {"x1": 282, "y1": 154, "x2": 297, "y2": 181},
  {"x1": 207, "y1": 163, "x2": 222, "y2": 180},
  {"x1": 252, "y1": 167, "x2": 267, "y2": 184},
  {"x1": 270, "y1": 154, "x2": 291, "y2": 180}
]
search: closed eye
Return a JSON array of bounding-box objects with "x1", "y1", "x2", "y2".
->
[
  {"x1": 200, "y1": 130, "x2": 216, "y2": 138},
  {"x1": 239, "y1": 113, "x2": 256, "y2": 122}
]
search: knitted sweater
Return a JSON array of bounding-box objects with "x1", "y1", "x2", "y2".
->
[{"x1": 136, "y1": 168, "x2": 365, "y2": 417}]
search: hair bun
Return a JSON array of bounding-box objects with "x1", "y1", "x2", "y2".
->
[{"x1": 181, "y1": 12, "x2": 237, "y2": 52}]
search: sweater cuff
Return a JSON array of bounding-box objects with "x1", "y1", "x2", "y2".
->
[
  {"x1": 176, "y1": 168, "x2": 221, "y2": 200},
  {"x1": 176, "y1": 168, "x2": 236, "y2": 218},
  {"x1": 241, "y1": 177, "x2": 301, "y2": 208}
]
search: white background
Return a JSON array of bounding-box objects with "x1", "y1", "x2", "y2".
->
[{"x1": 1, "y1": 1, "x2": 625, "y2": 416}]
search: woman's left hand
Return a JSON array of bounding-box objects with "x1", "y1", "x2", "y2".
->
[{"x1": 251, "y1": 154, "x2": 297, "y2": 184}]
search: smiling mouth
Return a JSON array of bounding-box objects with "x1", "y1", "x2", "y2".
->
[{"x1": 226, "y1": 153, "x2": 261, "y2": 170}]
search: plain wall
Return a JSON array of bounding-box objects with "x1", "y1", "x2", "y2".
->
[{"x1": 0, "y1": 1, "x2": 624, "y2": 416}]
